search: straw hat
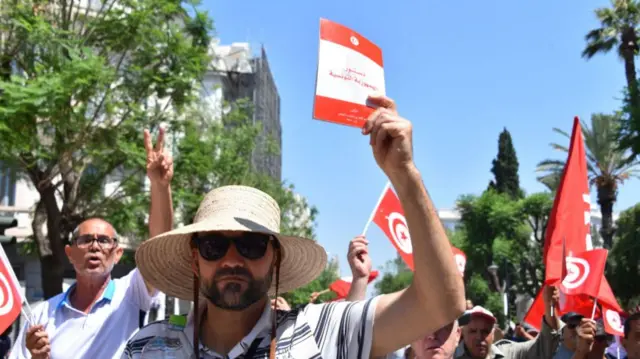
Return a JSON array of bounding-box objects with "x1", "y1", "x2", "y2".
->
[{"x1": 135, "y1": 185, "x2": 327, "y2": 300}]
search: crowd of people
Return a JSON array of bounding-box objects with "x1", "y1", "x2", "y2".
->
[{"x1": 3, "y1": 95, "x2": 639, "y2": 359}]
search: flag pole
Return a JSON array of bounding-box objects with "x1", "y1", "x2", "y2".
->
[
  {"x1": 590, "y1": 298, "x2": 598, "y2": 320},
  {"x1": 362, "y1": 181, "x2": 391, "y2": 236}
]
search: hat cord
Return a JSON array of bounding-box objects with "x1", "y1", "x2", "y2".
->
[
  {"x1": 269, "y1": 250, "x2": 281, "y2": 359},
  {"x1": 194, "y1": 266, "x2": 200, "y2": 358}
]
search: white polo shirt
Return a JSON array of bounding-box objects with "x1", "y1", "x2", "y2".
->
[
  {"x1": 123, "y1": 297, "x2": 379, "y2": 359},
  {"x1": 10, "y1": 268, "x2": 155, "y2": 359}
]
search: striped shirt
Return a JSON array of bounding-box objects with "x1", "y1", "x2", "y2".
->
[{"x1": 122, "y1": 297, "x2": 379, "y2": 359}]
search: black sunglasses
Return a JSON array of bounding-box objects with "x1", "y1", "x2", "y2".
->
[{"x1": 193, "y1": 233, "x2": 275, "y2": 261}]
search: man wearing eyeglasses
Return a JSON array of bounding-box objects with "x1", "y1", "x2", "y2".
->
[{"x1": 9, "y1": 128, "x2": 174, "y2": 359}]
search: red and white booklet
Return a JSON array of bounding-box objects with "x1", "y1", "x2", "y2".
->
[{"x1": 313, "y1": 19, "x2": 385, "y2": 128}]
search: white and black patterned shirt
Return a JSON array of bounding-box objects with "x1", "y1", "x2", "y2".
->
[{"x1": 122, "y1": 297, "x2": 379, "y2": 359}]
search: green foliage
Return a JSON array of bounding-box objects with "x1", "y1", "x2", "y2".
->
[
  {"x1": 607, "y1": 203, "x2": 640, "y2": 309},
  {"x1": 581, "y1": 0, "x2": 640, "y2": 159},
  {"x1": 466, "y1": 273, "x2": 505, "y2": 326},
  {"x1": 456, "y1": 190, "x2": 553, "y2": 306},
  {"x1": 281, "y1": 258, "x2": 339, "y2": 307},
  {"x1": 0, "y1": 0, "x2": 213, "y2": 298},
  {"x1": 375, "y1": 256, "x2": 413, "y2": 295},
  {"x1": 162, "y1": 100, "x2": 318, "y2": 241},
  {"x1": 488, "y1": 128, "x2": 523, "y2": 199}
]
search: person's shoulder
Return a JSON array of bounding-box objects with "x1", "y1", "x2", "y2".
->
[
  {"x1": 122, "y1": 319, "x2": 172, "y2": 359},
  {"x1": 126, "y1": 319, "x2": 170, "y2": 345},
  {"x1": 303, "y1": 298, "x2": 377, "y2": 312}
]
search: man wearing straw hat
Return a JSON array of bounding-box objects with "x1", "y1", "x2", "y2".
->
[
  {"x1": 122, "y1": 94, "x2": 466, "y2": 359},
  {"x1": 10, "y1": 128, "x2": 173, "y2": 359}
]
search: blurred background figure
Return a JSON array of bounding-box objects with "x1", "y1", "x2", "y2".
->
[{"x1": 0, "y1": 327, "x2": 12, "y2": 359}]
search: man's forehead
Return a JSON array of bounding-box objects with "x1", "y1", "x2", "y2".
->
[
  {"x1": 78, "y1": 219, "x2": 115, "y2": 235},
  {"x1": 466, "y1": 317, "x2": 494, "y2": 329}
]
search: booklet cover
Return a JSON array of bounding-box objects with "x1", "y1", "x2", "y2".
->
[{"x1": 313, "y1": 18, "x2": 385, "y2": 128}]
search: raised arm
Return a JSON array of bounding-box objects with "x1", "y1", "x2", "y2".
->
[
  {"x1": 143, "y1": 127, "x2": 174, "y2": 294},
  {"x1": 361, "y1": 95, "x2": 466, "y2": 357},
  {"x1": 345, "y1": 236, "x2": 371, "y2": 302}
]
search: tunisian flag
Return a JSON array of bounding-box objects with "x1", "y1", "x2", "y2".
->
[
  {"x1": 602, "y1": 305, "x2": 625, "y2": 337},
  {"x1": 544, "y1": 117, "x2": 592, "y2": 283},
  {"x1": 329, "y1": 270, "x2": 380, "y2": 299},
  {"x1": 372, "y1": 186, "x2": 414, "y2": 270},
  {"x1": 524, "y1": 118, "x2": 621, "y2": 329},
  {"x1": 0, "y1": 244, "x2": 22, "y2": 333},
  {"x1": 452, "y1": 247, "x2": 467, "y2": 276},
  {"x1": 370, "y1": 184, "x2": 467, "y2": 275},
  {"x1": 524, "y1": 117, "x2": 591, "y2": 328},
  {"x1": 560, "y1": 249, "x2": 608, "y2": 298}
]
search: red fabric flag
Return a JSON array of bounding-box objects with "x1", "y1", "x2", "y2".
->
[
  {"x1": 602, "y1": 305, "x2": 625, "y2": 337},
  {"x1": 597, "y1": 279, "x2": 623, "y2": 313},
  {"x1": 544, "y1": 117, "x2": 592, "y2": 284},
  {"x1": 523, "y1": 287, "x2": 595, "y2": 331},
  {"x1": 0, "y1": 245, "x2": 22, "y2": 334},
  {"x1": 560, "y1": 249, "x2": 608, "y2": 298},
  {"x1": 370, "y1": 185, "x2": 467, "y2": 275},
  {"x1": 372, "y1": 187, "x2": 414, "y2": 270},
  {"x1": 328, "y1": 270, "x2": 379, "y2": 299},
  {"x1": 452, "y1": 247, "x2": 466, "y2": 276},
  {"x1": 525, "y1": 117, "x2": 598, "y2": 329}
]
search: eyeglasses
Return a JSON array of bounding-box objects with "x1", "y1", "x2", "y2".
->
[
  {"x1": 74, "y1": 234, "x2": 117, "y2": 249},
  {"x1": 193, "y1": 233, "x2": 274, "y2": 261}
]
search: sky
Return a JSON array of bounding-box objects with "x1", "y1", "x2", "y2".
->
[{"x1": 201, "y1": 0, "x2": 640, "y2": 280}]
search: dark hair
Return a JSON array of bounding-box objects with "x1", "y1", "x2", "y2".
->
[{"x1": 624, "y1": 312, "x2": 640, "y2": 339}]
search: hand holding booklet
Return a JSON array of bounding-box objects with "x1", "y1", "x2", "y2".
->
[{"x1": 313, "y1": 18, "x2": 386, "y2": 128}]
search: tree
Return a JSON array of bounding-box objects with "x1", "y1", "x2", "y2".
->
[
  {"x1": 518, "y1": 192, "x2": 553, "y2": 295},
  {"x1": 375, "y1": 255, "x2": 413, "y2": 295},
  {"x1": 466, "y1": 273, "x2": 505, "y2": 326},
  {"x1": 583, "y1": 0, "x2": 640, "y2": 106},
  {"x1": 0, "y1": 1, "x2": 212, "y2": 298},
  {"x1": 536, "y1": 113, "x2": 640, "y2": 249},
  {"x1": 607, "y1": 203, "x2": 640, "y2": 309},
  {"x1": 165, "y1": 100, "x2": 318, "y2": 239},
  {"x1": 488, "y1": 128, "x2": 523, "y2": 199},
  {"x1": 582, "y1": 0, "x2": 640, "y2": 159},
  {"x1": 281, "y1": 257, "x2": 339, "y2": 307}
]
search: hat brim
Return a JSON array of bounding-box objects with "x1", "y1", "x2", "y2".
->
[
  {"x1": 135, "y1": 217, "x2": 327, "y2": 300},
  {"x1": 561, "y1": 313, "x2": 584, "y2": 325},
  {"x1": 459, "y1": 312, "x2": 497, "y2": 326}
]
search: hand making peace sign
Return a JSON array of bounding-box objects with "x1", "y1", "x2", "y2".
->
[{"x1": 144, "y1": 127, "x2": 174, "y2": 187}]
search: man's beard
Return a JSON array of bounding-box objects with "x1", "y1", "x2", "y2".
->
[{"x1": 201, "y1": 266, "x2": 272, "y2": 311}]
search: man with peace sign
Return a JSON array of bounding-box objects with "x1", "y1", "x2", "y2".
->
[{"x1": 10, "y1": 128, "x2": 174, "y2": 359}]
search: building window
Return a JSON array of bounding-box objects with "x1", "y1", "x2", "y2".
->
[{"x1": 0, "y1": 161, "x2": 16, "y2": 207}]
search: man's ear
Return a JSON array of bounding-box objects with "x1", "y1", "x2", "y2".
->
[
  {"x1": 65, "y1": 244, "x2": 74, "y2": 264},
  {"x1": 113, "y1": 246, "x2": 124, "y2": 263}
]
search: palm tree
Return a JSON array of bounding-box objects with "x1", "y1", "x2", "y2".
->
[
  {"x1": 583, "y1": 0, "x2": 640, "y2": 104},
  {"x1": 536, "y1": 113, "x2": 640, "y2": 249}
]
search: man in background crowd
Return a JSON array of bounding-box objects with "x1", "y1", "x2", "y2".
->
[
  {"x1": 573, "y1": 318, "x2": 612, "y2": 359},
  {"x1": 9, "y1": 128, "x2": 174, "y2": 359},
  {"x1": 454, "y1": 285, "x2": 561, "y2": 359},
  {"x1": 554, "y1": 312, "x2": 584, "y2": 359}
]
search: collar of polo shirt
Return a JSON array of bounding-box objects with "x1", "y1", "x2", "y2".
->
[{"x1": 56, "y1": 279, "x2": 116, "y2": 311}]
